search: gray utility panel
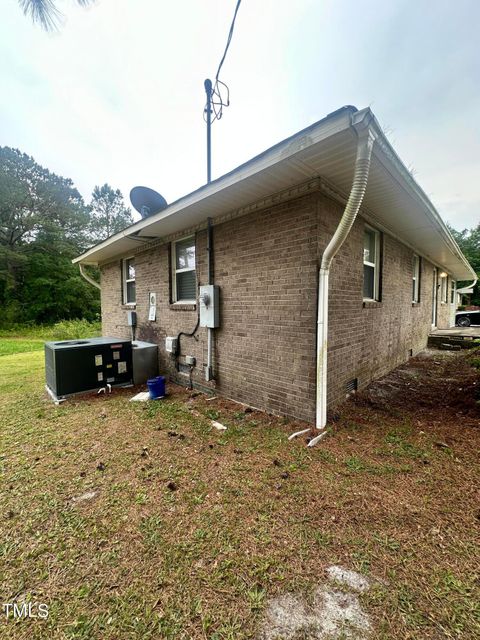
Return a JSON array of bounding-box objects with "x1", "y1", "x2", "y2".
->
[
  {"x1": 45, "y1": 337, "x2": 133, "y2": 398},
  {"x1": 199, "y1": 284, "x2": 220, "y2": 328},
  {"x1": 132, "y1": 341, "x2": 158, "y2": 384}
]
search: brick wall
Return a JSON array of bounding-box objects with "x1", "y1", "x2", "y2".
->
[
  {"x1": 100, "y1": 190, "x2": 456, "y2": 423},
  {"x1": 326, "y1": 204, "x2": 454, "y2": 408}
]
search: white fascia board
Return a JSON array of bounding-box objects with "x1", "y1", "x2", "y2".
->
[
  {"x1": 74, "y1": 105, "x2": 475, "y2": 282},
  {"x1": 73, "y1": 107, "x2": 355, "y2": 265}
]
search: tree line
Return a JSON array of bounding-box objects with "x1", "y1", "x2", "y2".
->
[
  {"x1": 0, "y1": 146, "x2": 133, "y2": 326},
  {"x1": 1, "y1": 145, "x2": 478, "y2": 328}
]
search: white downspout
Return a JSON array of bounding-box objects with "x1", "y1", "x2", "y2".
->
[
  {"x1": 314, "y1": 127, "x2": 375, "y2": 442},
  {"x1": 290, "y1": 117, "x2": 376, "y2": 446},
  {"x1": 79, "y1": 263, "x2": 101, "y2": 290}
]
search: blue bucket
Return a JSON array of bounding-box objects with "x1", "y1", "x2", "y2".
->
[{"x1": 147, "y1": 375, "x2": 166, "y2": 399}]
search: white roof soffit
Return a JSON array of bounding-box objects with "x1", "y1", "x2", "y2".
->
[{"x1": 74, "y1": 106, "x2": 475, "y2": 281}]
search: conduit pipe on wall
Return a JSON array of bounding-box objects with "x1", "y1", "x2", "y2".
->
[
  {"x1": 79, "y1": 263, "x2": 101, "y2": 290},
  {"x1": 206, "y1": 217, "x2": 214, "y2": 381}
]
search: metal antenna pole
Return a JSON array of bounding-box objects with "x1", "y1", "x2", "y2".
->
[
  {"x1": 204, "y1": 78, "x2": 212, "y2": 183},
  {"x1": 204, "y1": 79, "x2": 214, "y2": 382}
]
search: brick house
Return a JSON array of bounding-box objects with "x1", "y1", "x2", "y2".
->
[{"x1": 74, "y1": 106, "x2": 476, "y2": 434}]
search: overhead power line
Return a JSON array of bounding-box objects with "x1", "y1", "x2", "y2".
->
[
  {"x1": 204, "y1": 0, "x2": 242, "y2": 125},
  {"x1": 203, "y1": 0, "x2": 243, "y2": 183}
]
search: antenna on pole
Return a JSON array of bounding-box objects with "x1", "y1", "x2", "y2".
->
[
  {"x1": 202, "y1": 0, "x2": 242, "y2": 185},
  {"x1": 204, "y1": 79, "x2": 213, "y2": 184}
]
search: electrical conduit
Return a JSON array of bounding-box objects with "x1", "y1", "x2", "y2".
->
[{"x1": 206, "y1": 217, "x2": 214, "y2": 381}]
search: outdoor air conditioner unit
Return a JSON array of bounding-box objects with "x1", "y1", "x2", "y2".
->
[{"x1": 45, "y1": 337, "x2": 133, "y2": 401}]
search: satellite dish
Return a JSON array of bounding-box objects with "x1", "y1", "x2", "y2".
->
[{"x1": 130, "y1": 186, "x2": 168, "y2": 219}]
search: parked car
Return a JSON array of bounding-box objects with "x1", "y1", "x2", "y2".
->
[{"x1": 455, "y1": 310, "x2": 480, "y2": 327}]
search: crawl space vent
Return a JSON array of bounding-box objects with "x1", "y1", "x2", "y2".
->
[
  {"x1": 345, "y1": 378, "x2": 358, "y2": 396},
  {"x1": 178, "y1": 363, "x2": 190, "y2": 376}
]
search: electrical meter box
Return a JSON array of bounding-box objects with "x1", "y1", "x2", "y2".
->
[{"x1": 199, "y1": 285, "x2": 220, "y2": 328}]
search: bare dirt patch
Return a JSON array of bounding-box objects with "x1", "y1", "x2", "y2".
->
[
  {"x1": 357, "y1": 348, "x2": 480, "y2": 421},
  {"x1": 260, "y1": 566, "x2": 373, "y2": 639}
]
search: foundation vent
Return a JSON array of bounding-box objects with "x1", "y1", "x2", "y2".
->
[
  {"x1": 178, "y1": 363, "x2": 190, "y2": 376},
  {"x1": 345, "y1": 378, "x2": 358, "y2": 396}
]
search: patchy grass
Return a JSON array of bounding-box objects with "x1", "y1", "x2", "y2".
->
[{"x1": 0, "y1": 343, "x2": 479, "y2": 639}]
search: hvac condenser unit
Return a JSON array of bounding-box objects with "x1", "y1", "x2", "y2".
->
[{"x1": 45, "y1": 337, "x2": 133, "y2": 401}]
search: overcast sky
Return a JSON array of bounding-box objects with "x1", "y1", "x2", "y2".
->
[{"x1": 1, "y1": 0, "x2": 479, "y2": 229}]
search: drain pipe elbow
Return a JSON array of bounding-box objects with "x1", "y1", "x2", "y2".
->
[
  {"x1": 321, "y1": 130, "x2": 375, "y2": 271},
  {"x1": 464, "y1": 276, "x2": 478, "y2": 291},
  {"x1": 456, "y1": 276, "x2": 478, "y2": 308},
  {"x1": 79, "y1": 263, "x2": 101, "y2": 290},
  {"x1": 316, "y1": 128, "x2": 375, "y2": 432}
]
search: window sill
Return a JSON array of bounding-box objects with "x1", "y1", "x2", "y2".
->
[
  {"x1": 121, "y1": 303, "x2": 136, "y2": 309},
  {"x1": 170, "y1": 302, "x2": 196, "y2": 311},
  {"x1": 411, "y1": 302, "x2": 421, "y2": 307},
  {"x1": 363, "y1": 300, "x2": 382, "y2": 309}
]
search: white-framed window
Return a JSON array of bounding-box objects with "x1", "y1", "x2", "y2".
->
[
  {"x1": 440, "y1": 274, "x2": 448, "y2": 303},
  {"x1": 122, "y1": 257, "x2": 136, "y2": 305},
  {"x1": 363, "y1": 226, "x2": 381, "y2": 301},
  {"x1": 450, "y1": 281, "x2": 456, "y2": 305},
  {"x1": 172, "y1": 236, "x2": 196, "y2": 303},
  {"x1": 412, "y1": 254, "x2": 420, "y2": 303}
]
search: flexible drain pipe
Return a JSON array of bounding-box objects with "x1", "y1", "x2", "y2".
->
[
  {"x1": 79, "y1": 263, "x2": 101, "y2": 290},
  {"x1": 311, "y1": 126, "x2": 375, "y2": 445},
  {"x1": 289, "y1": 118, "x2": 376, "y2": 446},
  {"x1": 456, "y1": 277, "x2": 478, "y2": 301}
]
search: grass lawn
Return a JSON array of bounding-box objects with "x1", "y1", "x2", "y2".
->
[
  {"x1": 0, "y1": 343, "x2": 479, "y2": 639},
  {"x1": 0, "y1": 338, "x2": 45, "y2": 357}
]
